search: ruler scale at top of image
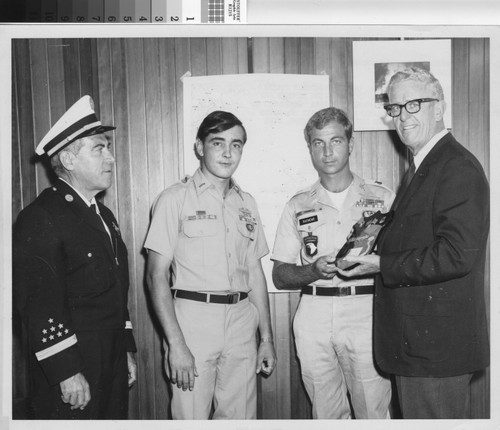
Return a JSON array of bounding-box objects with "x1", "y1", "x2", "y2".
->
[{"x1": 16, "y1": 0, "x2": 246, "y2": 22}]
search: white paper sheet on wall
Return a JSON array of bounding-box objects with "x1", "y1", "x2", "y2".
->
[{"x1": 183, "y1": 73, "x2": 330, "y2": 292}]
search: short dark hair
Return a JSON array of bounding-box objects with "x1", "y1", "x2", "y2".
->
[
  {"x1": 304, "y1": 107, "x2": 353, "y2": 144},
  {"x1": 196, "y1": 111, "x2": 247, "y2": 144}
]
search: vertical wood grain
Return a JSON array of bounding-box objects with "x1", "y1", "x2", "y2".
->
[
  {"x1": 62, "y1": 38, "x2": 82, "y2": 107},
  {"x1": 221, "y1": 38, "x2": 239, "y2": 74},
  {"x1": 158, "y1": 38, "x2": 180, "y2": 187},
  {"x1": 452, "y1": 39, "x2": 469, "y2": 148},
  {"x1": 174, "y1": 39, "x2": 191, "y2": 177},
  {"x1": 330, "y1": 38, "x2": 349, "y2": 110},
  {"x1": 190, "y1": 38, "x2": 208, "y2": 77},
  {"x1": 236, "y1": 38, "x2": 249, "y2": 74},
  {"x1": 11, "y1": 49, "x2": 29, "y2": 412},
  {"x1": 13, "y1": 40, "x2": 37, "y2": 208},
  {"x1": 124, "y1": 38, "x2": 149, "y2": 420},
  {"x1": 147, "y1": 39, "x2": 173, "y2": 419},
  {"x1": 299, "y1": 38, "x2": 315, "y2": 75},
  {"x1": 314, "y1": 38, "x2": 331, "y2": 104},
  {"x1": 284, "y1": 38, "x2": 300, "y2": 74},
  {"x1": 466, "y1": 37, "x2": 490, "y2": 420},
  {"x1": 468, "y1": 38, "x2": 487, "y2": 166},
  {"x1": 31, "y1": 39, "x2": 54, "y2": 194},
  {"x1": 206, "y1": 38, "x2": 222, "y2": 75},
  {"x1": 251, "y1": 38, "x2": 270, "y2": 74},
  {"x1": 78, "y1": 39, "x2": 95, "y2": 97},
  {"x1": 12, "y1": 55, "x2": 22, "y2": 218},
  {"x1": 269, "y1": 38, "x2": 285, "y2": 73},
  {"x1": 96, "y1": 39, "x2": 118, "y2": 215}
]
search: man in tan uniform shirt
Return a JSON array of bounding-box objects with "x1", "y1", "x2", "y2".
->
[{"x1": 144, "y1": 111, "x2": 276, "y2": 419}]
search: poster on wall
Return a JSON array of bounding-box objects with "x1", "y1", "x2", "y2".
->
[
  {"x1": 183, "y1": 73, "x2": 330, "y2": 292},
  {"x1": 352, "y1": 39, "x2": 452, "y2": 131}
]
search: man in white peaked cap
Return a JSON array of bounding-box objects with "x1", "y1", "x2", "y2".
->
[{"x1": 13, "y1": 95, "x2": 137, "y2": 419}]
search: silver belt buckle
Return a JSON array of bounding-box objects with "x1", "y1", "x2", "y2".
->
[
  {"x1": 338, "y1": 287, "x2": 350, "y2": 297},
  {"x1": 227, "y1": 292, "x2": 240, "y2": 304}
]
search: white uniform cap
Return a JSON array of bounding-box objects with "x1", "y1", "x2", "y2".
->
[{"x1": 35, "y1": 95, "x2": 115, "y2": 157}]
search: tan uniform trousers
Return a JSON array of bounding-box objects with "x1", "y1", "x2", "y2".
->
[
  {"x1": 165, "y1": 297, "x2": 259, "y2": 419},
  {"x1": 293, "y1": 294, "x2": 391, "y2": 419}
]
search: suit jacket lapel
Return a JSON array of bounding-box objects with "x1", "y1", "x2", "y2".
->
[
  {"x1": 392, "y1": 134, "x2": 450, "y2": 213},
  {"x1": 391, "y1": 167, "x2": 412, "y2": 211},
  {"x1": 98, "y1": 205, "x2": 121, "y2": 251},
  {"x1": 394, "y1": 166, "x2": 429, "y2": 212},
  {"x1": 54, "y1": 179, "x2": 115, "y2": 258}
]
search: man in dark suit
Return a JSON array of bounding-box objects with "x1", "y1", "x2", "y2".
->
[
  {"x1": 338, "y1": 66, "x2": 489, "y2": 418},
  {"x1": 13, "y1": 95, "x2": 137, "y2": 419}
]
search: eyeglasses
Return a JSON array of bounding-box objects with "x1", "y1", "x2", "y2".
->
[{"x1": 384, "y1": 98, "x2": 440, "y2": 118}]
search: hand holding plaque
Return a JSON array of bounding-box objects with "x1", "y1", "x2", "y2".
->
[{"x1": 335, "y1": 211, "x2": 393, "y2": 270}]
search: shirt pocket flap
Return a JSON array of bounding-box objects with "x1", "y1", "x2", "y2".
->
[{"x1": 183, "y1": 219, "x2": 217, "y2": 238}]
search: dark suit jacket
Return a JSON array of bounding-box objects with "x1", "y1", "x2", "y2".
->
[
  {"x1": 375, "y1": 132, "x2": 489, "y2": 377},
  {"x1": 13, "y1": 178, "x2": 136, "y2": 386}
]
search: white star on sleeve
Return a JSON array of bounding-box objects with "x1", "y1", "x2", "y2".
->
[
  {"x1": 57, "y1": 332, "x2": 62, "y2": 337},
  {"x1": 50, "y1": 326, "x2": 56, "y2": 332},
  {"x1": 48, "y1": 318, "x2": 54, "y2": 323},
  {"x1": 58, "y1": 323, "x2": 64, "y2": 329},
  {"x1": 64, "y1": 329, "x2": 69, "y2": 334},
  {"x1": 42, "y1": 329, "x2": 47, "y2": 334},
  {"x1": 49, "y1": 335, "x2": 54, "y2": 340},
  {"x1": 42, "y1": 338, "x2": 47, "y2": 343}
]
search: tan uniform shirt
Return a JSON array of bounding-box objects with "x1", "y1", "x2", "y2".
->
[
  {"x1": 272, "y1": 173, "x2": 394, "y2": 287},
  {"x1": 144, "y1": 168, "x2": 269, "y2": 293}
]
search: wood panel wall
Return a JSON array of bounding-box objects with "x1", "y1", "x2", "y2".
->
[{"x1": 12, "y1": 37, "x2": 490, "y2": 420}]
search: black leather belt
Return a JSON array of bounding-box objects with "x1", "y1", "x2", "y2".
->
[
  {"x1": 301, "y1": 285, "x2": 374, "y2": 297},
  {"x1": 173, "y1": 289, "x2": 248, "y2": 304}
]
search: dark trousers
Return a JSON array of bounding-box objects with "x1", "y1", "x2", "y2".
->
[
  {"x1": 30, "y1": 328, "x2": 128, "y2": 419},
  {"x1": 395, "y1": 373, "x2": 473, "y2": 419}
]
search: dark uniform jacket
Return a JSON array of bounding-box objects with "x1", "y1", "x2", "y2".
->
[
  {"x1": 375, "y1": 132, "x2": 489, "y2": 377},
  {"x1": 13, "y1": 178, "x2": 136, "y2": 387}
]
